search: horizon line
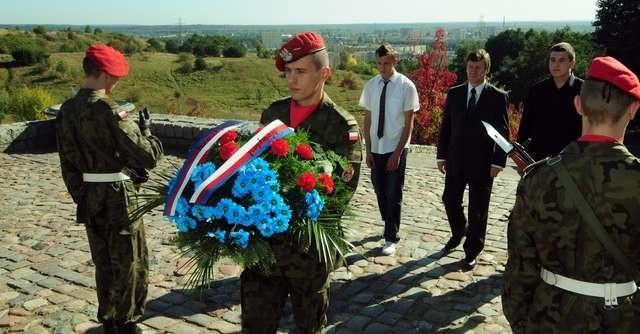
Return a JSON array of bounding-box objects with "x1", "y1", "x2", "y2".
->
[{"x1": 0, "y1": 19, "x2": 595, "y2": 27}]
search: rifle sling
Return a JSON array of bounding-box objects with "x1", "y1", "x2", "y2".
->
[{"x1": 549, "y1": 158, "x2": 640, "y2": 281}]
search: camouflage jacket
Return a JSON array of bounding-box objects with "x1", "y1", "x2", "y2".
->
[
  {"x1": 258, "y1": 94, "x2": 362, "y2": 278},
  {"x1": 503, "y1": 141, "x2": 640, "y2": 333},
  {"x1": 56, "y1": 89, "x2": 164, "y2": 227}
]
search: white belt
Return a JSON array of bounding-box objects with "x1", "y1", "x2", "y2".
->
[
  {"x1": 541, "y1": 267, "x2": 637, "y2": 307},
  {"x1": 82, "y1": 172, "x2": 130, "y2": 182}
]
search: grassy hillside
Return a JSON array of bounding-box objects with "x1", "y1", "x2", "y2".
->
[{"x1": 1, "y1": 51, "x2": 370, "y2": 123}]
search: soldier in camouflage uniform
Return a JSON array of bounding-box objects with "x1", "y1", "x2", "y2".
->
[
  {"x1": 503, "y1": 56, "x2": 640, "y2": 333},
  {"x1": 241, "y1": 32, "x2": 361, "y2": 334},
  {"x1": 56, "y1": 44, "x2": 163, "y2": 334}
]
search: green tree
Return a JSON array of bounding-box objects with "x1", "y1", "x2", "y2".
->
[
  {"x1": 146, "y1": 38, "x2": 164, "y2": 52},
  {"x1": 449, "y1": 40, "x2": 485, "y2": 84},
  {"x1": 93, "y1": 28, "x2": 103, "y2": 35},
  {"x1": 594, "y1": 0, "x2": 640, "y2": 75},
  {"x1": 165, "y1": 39, "x2": 180, "y2": 53},
  {"x1": 32, "y1": 25, "x2": 46, "y2": 34},
  {"x1": 485, "y1": 29, "x2": 525, "y2": 77},
  {"x1": 223, "y1": 45, "x2": 247, "y2": 58},
  {"x1": 11, "y1": 47, "x2": 48, "y2": 66},
  {"x1": 194, "y1": 57, "x2": 207, "y2": 71},
  {"x1": 84, "y1": 25, "x2": 91, "y2": 33},
  {"x1": 496, "y1": 27, "x2": 602, "y2": 105}
]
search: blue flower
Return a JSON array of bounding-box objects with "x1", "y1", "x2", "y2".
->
[
  {"x1": 256, "y1": 218, "x2": 276, "y2": 237},
  {"x1": 173, "y1": 216, "x2": 196, "y2": 232},
  {"x1": 175, "y1": 197, "x2": 191, "y2": 216},
  {"x1": 246, "y1": 204, "x2": 267, "y2": 226},
  {"x1": 191, "y1": 204, "x2": 217, "y2": 221},
  {"x1": 232, "y1": 173, "x2": 252, "y2": 198},
  {"x1": 272, "y1": 215, "x2": 290, "y2": 234},
  {"x1": 250, "y1": 158, "x2": 269, "y2": 172},
  {"x1": 273, "y1": 202, "x2": 292, "y2": 226},
  {"x1": 250, "y1": 185, "x2": 271, "y2": 203},
  {"x1": 216, "y1": 198, "x2": 235, "y2": 214},
  {"x1": 224, "y1": 202, "x2": 247, "y2": 226},
  {"x1": 262, "y1": 169, "x2": 280, "y2": 190},
  {"x1": 190, "y1": 162, "x2": 217, "y2": 187},
  {"x1": 167, "y1": 175, "x2": 179, "y2": 196},
  {"x1": 206, "y1": 229, "x2": 226, "y2": 244},
  {"x1": 304, "y1": 190, "x2": 325, "y2": 222},
  {"x1": 230, "y1": 229, "x2": 250, "y2": 248}
]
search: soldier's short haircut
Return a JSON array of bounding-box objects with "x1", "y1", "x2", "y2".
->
[
  {"x1": 376, "y1": 44, "x2": 397, "y2": 59},
  {"x1": 467, "y1": 49, "x2": 491, "y2": 71},
  {"x1": 310, "y1": 49, "x2": 330, "y2": 70},
  {"x1": 82, "y1": 57, "x2": 102, "y2": 78},
  {"x1": 550, "y1": 42, "x2": 576, "y2": 61},
  {"x1": 580, "y1": 79, "x2": 635, "y2": 124}
]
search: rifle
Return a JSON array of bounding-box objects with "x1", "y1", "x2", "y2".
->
[{"x1": 481, "y1": 121, "x2": 535, "y2": 174}]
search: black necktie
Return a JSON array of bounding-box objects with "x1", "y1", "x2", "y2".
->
[
  {"x1": 467, "y1": 87, "x2": 477, "y2": 112},
  {"x1": 377, "y1": 80, "x2": 390, "y2": 139}
]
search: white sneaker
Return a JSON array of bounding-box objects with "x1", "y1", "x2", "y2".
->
[{"x1": 382, "y1": 242, "x2": 397, "y2": 255}]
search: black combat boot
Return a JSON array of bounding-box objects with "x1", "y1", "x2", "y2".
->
[
  {"x1": 102, "y1": 320, "x2": 118, "y2": 334},
  {"x1": 115, "y1": 323, "x2": 141, "y2": 334}
]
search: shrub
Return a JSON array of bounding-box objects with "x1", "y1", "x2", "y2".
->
[
  {"x1": 6, "y1": 86, "x2": 56, "y2": 121},
  {"x1": 11, "y1": 47, "x2": 48, "y2": 66},
  {"x1": 222, "y1": 45, "x2": 247, "y2": 58},
  {"x1": 126, "y1": 90, "x2": 142, "y2": 103},
  {"x1": 339, "y1": 75, "x2": 360, "y2": 90},
  {"x1": 177, "y1": 61, "x2": 193, "y2": 74},
  {"x1": 54, "y1": 60, "x2": 71, "y2": 79},
  {"x1": 194, "y1": 57, "x2": 207, "y2": 71},
  {"x1": 0, "y1": 91, "x2": 9, "y2": 122},
  {"x1": 177, "y1": 52, "x2": 193, "y2": 63},
  {"x1": 33, "y1": 25, "x2": 46, "y2": 34}
]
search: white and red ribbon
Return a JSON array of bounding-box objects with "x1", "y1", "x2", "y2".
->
[
  {"x1": 164, "y1": 120, "x2": 241, "y2": 216},
  {"x1": 190, "y1": 120, "x2": 293, "y2": 204}
]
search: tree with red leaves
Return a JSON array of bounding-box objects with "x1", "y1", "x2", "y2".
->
[{"x1": 410, "y1": 28, "x2": 457, "y2": 145}]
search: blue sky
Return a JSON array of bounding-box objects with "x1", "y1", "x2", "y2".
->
[{"x1": 1, "y1": 0, "x2": 597, "y2": 25}]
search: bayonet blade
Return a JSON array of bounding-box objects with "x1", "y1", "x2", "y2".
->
[{"x1": 481, "y1": 121, "x2": 513, "y2": 154}]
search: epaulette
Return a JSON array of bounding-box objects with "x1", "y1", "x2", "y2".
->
[
  {"x1": 521, "y1": 156, "x2": 551, "y2": 178},
  {"x1": 335, "y1": 105, "x2": 358, "y2": 127},
  {"x1": 96, "y1": 97, "x2": 129, "y2": 120}
]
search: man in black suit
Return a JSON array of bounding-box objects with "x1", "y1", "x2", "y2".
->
[{"x1": 436, "y1": 49, "x2": 509, "y2": 270}]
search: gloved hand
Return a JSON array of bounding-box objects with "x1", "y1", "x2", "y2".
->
[{"x1": 138, "y1": 107, "x2": 152, "y2": 136}]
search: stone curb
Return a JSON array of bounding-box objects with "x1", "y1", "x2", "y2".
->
[{"x1": 0, "y1": 114, "x2": 438, "y2": 154}]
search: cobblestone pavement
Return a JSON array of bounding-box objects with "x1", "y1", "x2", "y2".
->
[{"x1": 0, "y1": 149, "x2": 520, "y2": 333}]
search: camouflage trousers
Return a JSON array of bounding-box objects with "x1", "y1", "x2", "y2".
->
[
  {"x1": 513, "y1": 293, "x2": 640, "y2": 334},
  {"x1": 85, "y1": 217, "x2": 149, "y2": 324},
  {"x1": 240, "y1": 268, "x2": 329, "y2": 334}
]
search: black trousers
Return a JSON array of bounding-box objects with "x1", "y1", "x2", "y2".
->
[
  {"x1": 442, "y1": 167, "x2": 493, "y2": 261},
  {"x1": 240, "y1": 269, "x2": 329, "y2": 334},
  {"x1": 371, "y1": 149, "x2": 408, "y2": 243}
]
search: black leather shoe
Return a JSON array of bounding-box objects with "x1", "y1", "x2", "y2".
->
[
  {"x1": 442, "y1": 238, "x2": 460, "y2": 253},
  {"x1": 461, "y1": 259, "x2": 476, "y2": 271},
  {"x1": 116, "y1": 323, "x2": 141, "y2": 334},
  {"x1": 102, "y1": 320, "x2": 118, "y2": 334}
]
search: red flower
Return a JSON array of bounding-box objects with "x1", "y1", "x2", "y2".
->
[
  {"x1": 219, "y1": 130, "x2": 238, "y2": 145},
  {"x1": 271, "y1": 138, "x2": 289, "y2": 157},
  {"x1": 220, "y1": 141, "x2": 238, "y2": 160},
  {"x1": 317, "y1": 173, "x2": 334, "y2": 195},
  {"x1": 296, "y1": 171, "x2": 316, "y2": 192},
  {"x1": 295, "y1": 143, "x2": 313, "y2": 160}
]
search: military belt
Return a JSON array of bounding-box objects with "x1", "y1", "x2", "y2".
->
[
  {"x1": 82, "y1": 172, "x2": 130, "y2": 182},
  {"x1": 541, "y1": 267, "x2": 637, "y2": 307}
]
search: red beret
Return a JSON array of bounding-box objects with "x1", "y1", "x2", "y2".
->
[
  {"x1": 85, "y1": 44, "x2": 129, "y2": 78},
  {"x1": 587, "y1": 56, "x2": 640, "y2": 101},
  {"x1": 275, "y1": 32, "x2": 326, "y2": 71}
]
